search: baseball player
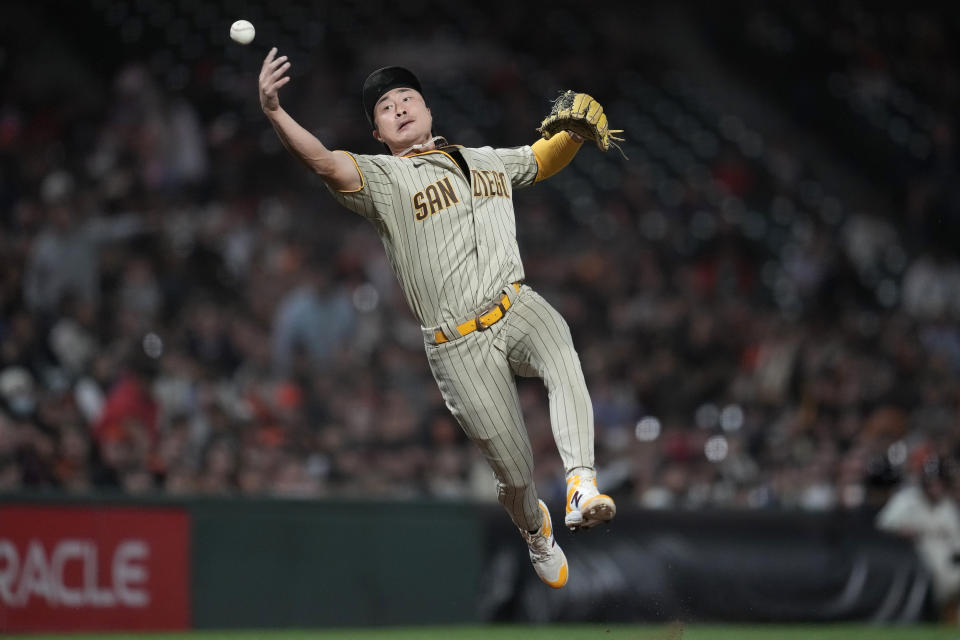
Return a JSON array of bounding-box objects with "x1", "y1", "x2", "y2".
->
[{"x1": 259, "y1": 48, "x2": 616, "y2": 588}]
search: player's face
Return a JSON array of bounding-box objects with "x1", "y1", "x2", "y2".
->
[{"x1": 372, "y1": 88, "x2": 433, "y2": 153}]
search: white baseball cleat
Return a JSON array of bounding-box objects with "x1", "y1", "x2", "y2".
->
[
  {"x1": 521, "y1": 499, "x2": 568, "y2": 588},
  {"x1": 565, "y1": 474, "x2": 616, "y2": 531}
]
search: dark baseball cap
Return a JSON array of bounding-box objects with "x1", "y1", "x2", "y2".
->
[{"x1": 362, "y1": 66, "x2": 422, "y2": 127}]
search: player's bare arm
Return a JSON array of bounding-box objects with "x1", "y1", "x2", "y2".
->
[{"x1": 259, "y1": 47, "x2": 361, "y2": 192}]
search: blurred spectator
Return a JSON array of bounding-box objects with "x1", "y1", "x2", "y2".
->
[
  {"x1": 91, "y1": 349, "x2": 159, "y2": 489},
  {"x1": 902, "y1": 251, "x2": 960, "y2": 321},
  {"x1": 52, "y1": 423, "x2": 93, "y2": 493},
  {"x1": 48, "y1": 297, "x2": 98, "y2": 377},
  {"x1": 0, "y1": 366, "x2": 37, "y2": 420},
  {"x1": 877, "y1": 457, "x2": 960, "y2": 623},
  {"x1": 22, "y1": 195, "x2": 142, "y2": 316},
  {"x1": 271, "y1": 254, "x2": 355, "y2": 378}
]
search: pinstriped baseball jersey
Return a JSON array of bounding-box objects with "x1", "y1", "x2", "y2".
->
[
  {"x1": 324, "y1": 139, "x2": 598, "y2": 535},
  {"x1": 327, "y1": 145, "x2": 537, "y2": 328}
]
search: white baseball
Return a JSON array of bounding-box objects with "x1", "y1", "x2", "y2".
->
[{"x1": 230, "y1": 20, "x2": 255, "y2": 45}]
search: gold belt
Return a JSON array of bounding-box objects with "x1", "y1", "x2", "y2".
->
[{"x1": 434, "y1": 282, "x2": 521, "y2": 344}]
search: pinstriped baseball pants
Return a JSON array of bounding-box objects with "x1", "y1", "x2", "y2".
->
[{"x1": 423, "y1": 284, "x2": 594, "y2": 532}]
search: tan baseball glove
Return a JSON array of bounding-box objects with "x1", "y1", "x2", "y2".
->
[{"x1": 537, "y1": 90, "x2": 625, "y2": 154}]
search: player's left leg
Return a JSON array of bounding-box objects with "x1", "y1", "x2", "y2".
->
[{"x1": 502, "y1": 286, "x2": 616, "y2": 531}]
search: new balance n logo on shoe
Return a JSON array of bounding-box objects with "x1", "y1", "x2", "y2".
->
[
  {"x1": 571, "y1": 491, "x2": 582, "y2": 509},
  {"x1": 565, "y1": 475, "x2": 617, "y2": 531}
]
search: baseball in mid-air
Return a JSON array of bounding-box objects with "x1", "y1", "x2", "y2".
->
[{"x1": 229, "y1": 20, "x2": 255, "y2": 45}]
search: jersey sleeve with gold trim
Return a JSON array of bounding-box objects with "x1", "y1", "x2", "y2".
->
[
  {"x1": 493, "y1": 146, "x2": 538, "y2": 190},
  {"x1": 324, "y1": 151, "x2": 391, "y2": 221}
]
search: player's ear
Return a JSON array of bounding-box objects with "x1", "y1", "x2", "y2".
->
[{"x1": 372, "y1": 128, "x2": 382, "y2": 142}]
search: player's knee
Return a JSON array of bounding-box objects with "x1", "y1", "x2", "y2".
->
[
  {"x1": 547, "y1": 378, "x2": 590, "y2": 403},
  {"x1": 494, "y1": 469, "x2": 533, "y2": 495}
]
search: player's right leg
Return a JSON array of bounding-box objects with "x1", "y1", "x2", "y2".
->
[
  {"x1": 425, "y1": 327, "x2": 539, "y2": 530},
  {"x1": 424, "y1": 327, "x2": 567, "y2": 586},
  {"x1": 520, "y1": 499, "x2": 568, "y2": 588}
]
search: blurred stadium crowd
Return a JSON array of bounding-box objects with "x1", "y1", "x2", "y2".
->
[{"x1": 0, "y1": 1, "x2": 958, "y2": 513}]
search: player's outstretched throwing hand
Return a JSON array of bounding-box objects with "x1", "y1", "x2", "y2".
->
[{"x1": 259, "y1": 47, "x2": 291, "y2": 113}]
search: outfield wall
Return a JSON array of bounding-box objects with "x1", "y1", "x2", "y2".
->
[{"x1": 0, "y1": 495, "x2": 929, "y2": 632}]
